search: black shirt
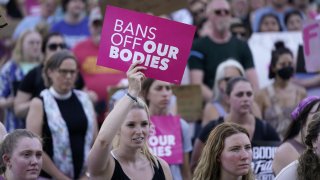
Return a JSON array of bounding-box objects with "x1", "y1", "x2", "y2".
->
[
  {"x1": 40, "y1": 93, "x2": 88, "y2": 179},
  {"x1": 111, "y1": 158, "x2": 166, "y2": 180},
  {"x1": 198, "y1": 117, "x2": 280, "y2": 143}
]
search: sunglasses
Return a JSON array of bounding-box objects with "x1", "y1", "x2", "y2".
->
[
  {"x1": 47, "y1": 43, "x2": 67, "y2": 51},
  {"x1": 213, "y1": 9, "x2": 230, "y2": 16}
]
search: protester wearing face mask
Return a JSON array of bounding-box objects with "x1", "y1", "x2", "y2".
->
[{"x1": 255, "y1": 41, "x2": 307, "y2": 140}]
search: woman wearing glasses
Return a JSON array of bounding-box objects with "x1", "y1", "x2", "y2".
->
[
  {"x1": 26, "y1": 50, "x2": 97, "y2": 179},
  {"x1": 190, "y1": 77, "x2": 280, "y2": 172},
  {"x1": 14, "y1": 32, "x2": 85, "y2": 120}
]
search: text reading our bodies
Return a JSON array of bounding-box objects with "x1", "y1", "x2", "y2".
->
[{"x1": 109, "y1": 19, "x2": 179, "y2": 70}]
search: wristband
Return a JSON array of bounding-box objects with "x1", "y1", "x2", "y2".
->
[{"x1": 126, "y1": 92, "x2": 138, "y2": 103}]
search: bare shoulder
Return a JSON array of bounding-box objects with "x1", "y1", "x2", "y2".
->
[
  {"x1": 30, "y1": 97, "x2": 43, "y2": 108},
  {"x1": 202, "y1": 102, "x2": 219, "y2": 123},
  {"x1": 254, "y1": 87, "x2": 269, "y2": 108},
  {"x1": 273, "y1": 142, "x2": 299, "y2": 175},
  {"x1": 294, "y1": 84, "x2": 307, "y2": 98},
  {"x1": 157, "y1": 157, "x2": 173, "y2": 180},
  {"x1": 275, "y1": 142, "x2": 298, "y2": 159},
  {"x1": 255, "y1": 87, "x2": 268, "y2": 98}
]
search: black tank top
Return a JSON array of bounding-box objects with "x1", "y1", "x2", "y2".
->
[{"x1": 111, "y1": 157, "x2": 166, "y2": 180}]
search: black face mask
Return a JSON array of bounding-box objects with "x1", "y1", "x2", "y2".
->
[{"x1": 277, "y1": 66, "x2": 294, "y2": 80}]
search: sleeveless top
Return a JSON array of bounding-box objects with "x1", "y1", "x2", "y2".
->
[
  {"x1": 263, "y1": 86, "x2": 300, "y2": 139},
  {"x1": 40, "y1": 89, "x2": 95, "y2": 178},
  {"x1": 211, "y1": 101, "x2": 227, "y2": 117},
  {"x1": 287, "y1": 139, "x2": 306, "y2": 155},
  {"x1": 110, "y1": 152, "x2": 166, "y2": 180}
]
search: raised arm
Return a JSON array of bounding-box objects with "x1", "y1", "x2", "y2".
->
[{"x1": 88, "y1": 62, "x2": 146, "y2": 177}]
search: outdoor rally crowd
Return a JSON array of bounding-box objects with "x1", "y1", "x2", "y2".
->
[{"x1": 1, "y1": 0, "x2": 320, "y2": 179}]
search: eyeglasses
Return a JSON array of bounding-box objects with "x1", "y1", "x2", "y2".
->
[
  {"x1": 57, "y1": 68, "x2": 77, "y2": 76},
  {"x1": 47, "y1": 43, "x2": 67, "y2": 51},
  {"x1": 213, "y1": 9, "x2": 230, "y2": 16},
  {"x1": 235, "y1": 91, "x2": 253, "y2": 98}
]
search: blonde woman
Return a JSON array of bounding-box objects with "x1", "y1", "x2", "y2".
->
[
  {"x1": 88, "y1": 61, "x2": 172, "y2": 180},
  {"x1": 0, "y1": 29, "x2": 42, "y2": 132}
]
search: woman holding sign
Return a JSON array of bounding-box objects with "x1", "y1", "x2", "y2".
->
[
  {"x1": 87, "y1": 61, "x2": 172, "y2": 180},
  {"x1": 140, "y1": 78, "x2": 193, "y2": 180},
  {"x1": 193, "y1": 122, "x2": 254, "y2": 180}
]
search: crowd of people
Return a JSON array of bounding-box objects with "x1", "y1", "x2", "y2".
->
[{"x1": 1, "y1": 0, "x2": 320, "y2": 179}]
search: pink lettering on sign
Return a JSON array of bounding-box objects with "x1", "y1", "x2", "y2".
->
[
  {"x1": 148, "y1": 115, "x2": 183, "y2": 164},
  {"x1": 97, "y1": 6, "x2": 196, "y2": 84},
  {"x1": 303, "y1": 20, "x2": 320, "y2": 72}
]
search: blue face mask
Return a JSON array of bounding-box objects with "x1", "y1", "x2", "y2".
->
[{"x1": 20, "y1": 62, "x2": 39, "y2": 74}]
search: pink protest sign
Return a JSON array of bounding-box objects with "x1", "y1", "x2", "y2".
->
[
  {"x1": 97, "y1": 5, "x2": 196, "y2": 84},
  {"x1": 303, "y1": 20, "x2": 320, "y2": 72},
  {"x1": 148, "y1": 116, "x2": 183, "y2": 164}
]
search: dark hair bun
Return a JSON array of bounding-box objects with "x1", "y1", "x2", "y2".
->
[{"x1": 274, "y1": 41, "x2": 286, "y2": 50}]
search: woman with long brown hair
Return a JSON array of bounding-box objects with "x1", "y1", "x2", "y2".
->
[{"x1": 193, "y1": 122, "x2": 254, "y2": 180}]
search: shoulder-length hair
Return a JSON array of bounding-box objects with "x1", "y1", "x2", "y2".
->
[
  {"x1": 43, "y1": 50, "x2": 78, "y2": 87},
  {"x1": 12, "y1": 29, "x2": 42, "y2": 63},
  {"x1": 193, "y1": 122, "x2": 254, "y2": 180}
]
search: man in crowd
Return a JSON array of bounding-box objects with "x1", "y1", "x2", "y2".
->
[{"x1": 188, "y1": 0, "x2": 258, "y2": 101}]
